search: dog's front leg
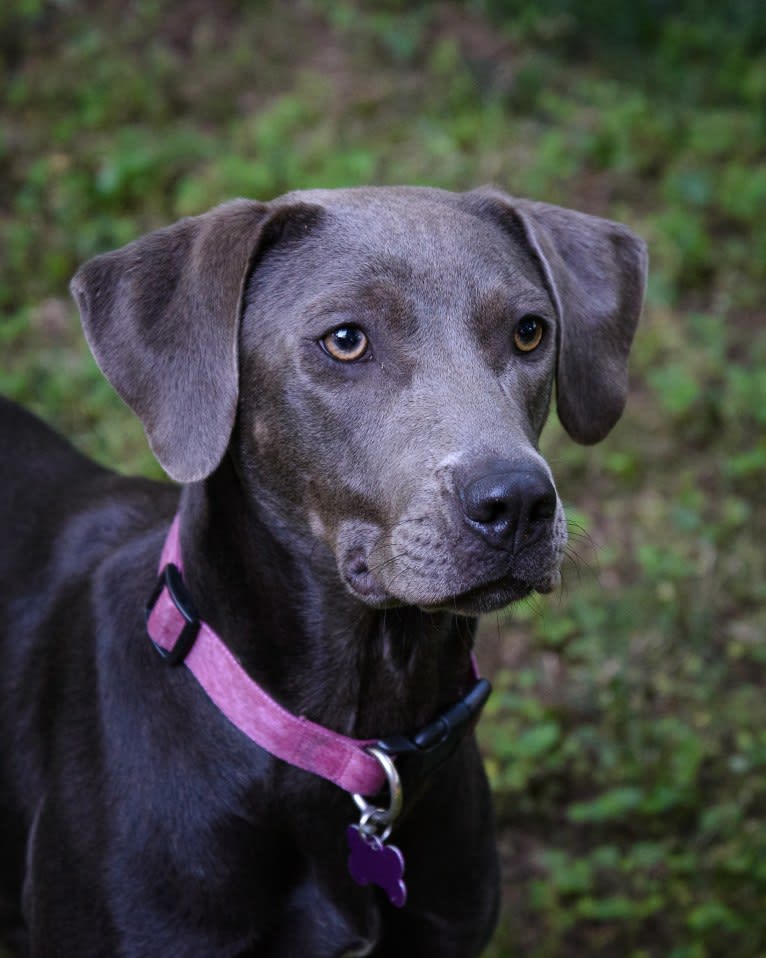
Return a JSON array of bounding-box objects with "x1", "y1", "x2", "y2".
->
[{"x1": 23, "y1": 793, "x2": 116, "y2": 956}]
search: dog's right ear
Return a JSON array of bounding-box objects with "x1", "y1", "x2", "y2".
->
[
  {"x1": 71, "y1": 200, "x2": 317, "y2": 483},
  {"x1": 466, "y1": 188, "x2": 648, "y2": 445}
]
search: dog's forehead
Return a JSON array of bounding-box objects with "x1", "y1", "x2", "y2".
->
[
  {"x1": 269, "y1": 186, "x2": 544, "y2": 302},
  {"x1": 276, "y1": 184, "x2": 463, "y2": 219},
  {"x1": 278, "y1": 185, "x2": 499, "y2": 250}
]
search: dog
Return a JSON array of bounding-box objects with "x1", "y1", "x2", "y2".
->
[{"x1": 0, "y1": 186, "x2": 647, "y2": 956}]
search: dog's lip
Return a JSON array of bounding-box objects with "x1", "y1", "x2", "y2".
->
[
  {"x1": 414, "y1": 564, "x2": 562, "y2": 615},
  {"x1": 418, "y1": 576, "x2": 534, "y2": 615},
  {"x1": 344, "y1": 551, "x2": 560, "y2": 614},
  {"x1": 340, "y1": 531, "x2": 562, "y2": 612},
  {"x1": 341, "y1": 552, "x2": 394, "y2": 605}
]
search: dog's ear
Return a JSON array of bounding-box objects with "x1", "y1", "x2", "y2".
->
[
  {"x1": 469, "y1": 189, "x2": 648, "y2": 445},
  {"x1": 71, "y1": 200, "x2": 276, "y2": 482}
]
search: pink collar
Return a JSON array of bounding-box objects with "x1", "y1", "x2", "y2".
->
[{"x1": 145, "y1": 515, "x2": 489, "y2": 799}]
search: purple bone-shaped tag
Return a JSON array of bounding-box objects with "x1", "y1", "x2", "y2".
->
[{"x1": 346, "y1": 824, "x2": 407, "y2": 908}]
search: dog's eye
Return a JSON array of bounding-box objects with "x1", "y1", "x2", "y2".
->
[
  {"x1": 321, "y1": 326, "x2": 369, "y2": 362},
  {"x1": 513, "y1": 315, "x2": 545, "y2": 353}
]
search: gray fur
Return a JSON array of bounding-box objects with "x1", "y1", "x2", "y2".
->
[{"x1": 0, "y1": 185, "x2": 646, "y2": 956}]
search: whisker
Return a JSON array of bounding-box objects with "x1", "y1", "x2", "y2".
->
[
  {"x1": 566, "y1": 520, "x2": 599, "y2": 550},
  {"x1": 555, "y1": 574, "x2": 570, "y2": 606},
  {"x1": 518, "y1": 591, "x2": 546, "y2": 622},
  {"x1": 366, "y1": 551, "x2": 412, "y2": 577},
  {"x1": 564, "y1": 542, "x2": 600, "y2": 579},
  {"x1": 565, "y1": 548, "x2": 596, "y2": 578}
]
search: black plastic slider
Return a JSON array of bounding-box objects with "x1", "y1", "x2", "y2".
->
[
  {"x1": 145, "y1": 563, "x2": 201, "y2": 666},
  {"x1": 376, "y1": 678, "x2": 492, "y2": 783}
]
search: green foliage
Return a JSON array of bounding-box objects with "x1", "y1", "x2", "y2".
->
[{"x1": 2, "y1": 2, "x2": 766, "y2": 955}]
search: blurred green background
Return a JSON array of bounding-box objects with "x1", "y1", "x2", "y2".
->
[{"x1": 2, "y1": 1, "x2": 766, "y2": 955}]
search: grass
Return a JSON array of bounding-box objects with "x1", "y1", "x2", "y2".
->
[{"x1": 2, "y1": 1, "x2": 765, "y2": 954}]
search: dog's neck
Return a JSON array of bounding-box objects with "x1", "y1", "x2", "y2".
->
[{"x1": 175, "y1": 457, "x2": 477, "y2": 740}]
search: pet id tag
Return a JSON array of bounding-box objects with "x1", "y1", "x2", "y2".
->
[
  {"x1": 348, "y1": 745, "x2": 407, "y2": 907},
  {"x1": 347, "y1": 823, "x2": 407, "y2": 908}
]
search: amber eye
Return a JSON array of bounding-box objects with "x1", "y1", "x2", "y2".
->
[
  {"x1": 513, "y1": 315, "x2": 545, "y2": 353},
  {"x1": 321, "y1": 325, "x2": 369, "y2": 362}
]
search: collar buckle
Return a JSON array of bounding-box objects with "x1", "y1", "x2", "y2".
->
[
  {"x1": 145, "y1": 563, "x2": 201, "y2": 666},
  {"x1": 375, "y1": 677, "x2": 492, "y2": 785}
]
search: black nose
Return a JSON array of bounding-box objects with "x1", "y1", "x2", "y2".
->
[{"x1": 459, "y1": 459, "x2": 557, "y2": 551}]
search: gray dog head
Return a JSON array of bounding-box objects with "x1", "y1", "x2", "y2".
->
[{"x1": 71, "y1": 186, "x2": 647, "y2": 615}]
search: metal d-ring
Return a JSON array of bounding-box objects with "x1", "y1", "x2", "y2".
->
[{"x1": 352, "y1": 746, "x2": 403, "y2": 834}]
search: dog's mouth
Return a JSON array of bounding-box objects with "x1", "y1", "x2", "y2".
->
[
  {"x1": 420, "y1": 571, "x2": 559, "y2": 615},
  {"x1": 336, "y1": 502, "x2": 566, "y2": 617},
  {"x1": 342, "y1": 550, "x2": 560, "y2": 616}
]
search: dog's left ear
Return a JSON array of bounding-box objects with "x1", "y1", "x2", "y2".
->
[
  {"x1": 71, "y1": 200, "x2": 271, "y2": 482},
  {"x1": 469, "y1": 189, "x2": 648, "y2": 445}
]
